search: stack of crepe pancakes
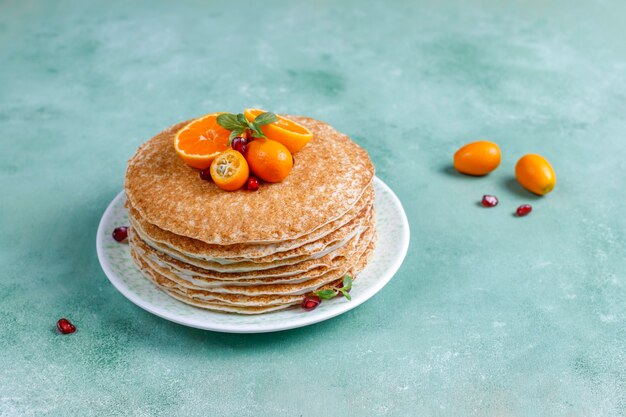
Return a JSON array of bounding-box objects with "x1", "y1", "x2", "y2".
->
[{"x1": 125, "y1": 116, "x2": 376, "y2": 314}]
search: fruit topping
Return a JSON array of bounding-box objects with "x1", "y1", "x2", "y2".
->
[
  {"x1": 209, "y1": 150, "x2": 250, "y2": 191},
  {"x1": 243, "y1": 108, "x2": 313, "y2": 153},
  {"x1": 199, "y1": 168, "x2": 212, "y2": 181},
  {"x1": 246, "y1": 176, "x2": 260, "y2": 191},
  {"x1": 174, "y1": 113, "x2": 231, "y2": 169},
  {"x1": 231, "y1": 136, "x2": 248, "y2": 154},
  {"x1": 246, "y1": 139, "x2": 293, "y2": 183}
]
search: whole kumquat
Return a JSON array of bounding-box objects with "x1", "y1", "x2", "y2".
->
[
  {"x1": 515, "y1": 154, "x2": 556, "y2": 195},
  {"x1": 246, "y1": 139, "x2": 293, "y2": 183},
  {"x1": 453, "y1": 141, "x2": 501, "y2": 176}
]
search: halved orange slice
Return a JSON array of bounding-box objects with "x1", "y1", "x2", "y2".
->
[
  {"x1": 210, "y1": 150, "x2": 249, "y2": 191},
  {"x1": 175, "y1": 113, "x2": 231, "y2": 169},
  {"x1": 244, "y1": 108, "x2": 312, "y2": 153}
]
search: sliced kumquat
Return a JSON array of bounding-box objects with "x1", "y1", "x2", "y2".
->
[
  {"x1": 209, "y1": 150, "x2": 249, "y2": 191},
  {"x1": 175, "y1": 113, "x2": 231, "y2": 169},
  {"x1": 244, "y1": 108, "x2": 312, "y2": 153}
]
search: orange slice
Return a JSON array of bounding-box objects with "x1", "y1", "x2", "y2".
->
[
  {"x1": 210, "y1": 150, "x2": 249, "y2": 191},
  {"x1": 244, "y1": 108, "x2": 312, "y2": 153},
  {"x1": 175, "y1": 113, "x2": 231, "y2": 169}
]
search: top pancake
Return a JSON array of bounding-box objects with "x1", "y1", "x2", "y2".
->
[{"x1": 125, "y1": 116, "x2": 375, "y2": 245}]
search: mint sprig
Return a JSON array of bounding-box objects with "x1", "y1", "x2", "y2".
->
[
  {"x1": 216, "y1": 111, "x2": 278, "y2": 145},
  {"x1": 314, "y1": 275, "x2": 353, "y2": 301}
]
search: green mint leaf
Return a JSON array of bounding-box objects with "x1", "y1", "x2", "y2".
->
[
  {"x1": 315, "y1": 289, "x2": 338, "y2": 300},
  {"x1": 236, "y1": 113, "x2": 249, "y2": 127},
  {"x1": 250, "y1": 124, "x2": 267, "y2": 139},
  {"x1": 342, "y1": 275, "x2": 353, "y2": 291},
  {"x1": 253, "y1": 112, "x2": 278, "y2": 127},
  {"x1": 338, "y1": 288, "x2": 352, "y2": 301},
  {"x1": 217, "y1": 113, "x2": 243, "y2": 131}
]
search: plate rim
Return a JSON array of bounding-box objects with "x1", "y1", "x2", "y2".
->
[{"x1": 96, "y1": 176, "x2": 410, "y2": 333}]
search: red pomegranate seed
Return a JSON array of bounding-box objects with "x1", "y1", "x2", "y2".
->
[
  {"x1": 199, "y1": 168, "x2": 212, "y2": 181},
  {"x1": 481, "y1": 195, "x2": 499, "y2": 207},
  {"x1": 231, "y1": 137, "x2": 247, "y2": 154},
  {"x1": 246, "y1": 176, "x2": 260, "y2": 191},
  {"x1": 112, "y1": 226, "x2": 128, "y2": 242},
  {"x1": 302, "y1": 295, "x2": 321, "y2": 311},
  {"x1": 516, "y1": 204, "x2": 532, "y2": 217},
  {"x1": 56, "y1": 318, "x2": 76, "y2": 334}
]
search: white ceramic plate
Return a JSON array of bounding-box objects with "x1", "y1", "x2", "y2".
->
[{"x1": 96, "y1": 177, "x2": 409, "y2": 333}]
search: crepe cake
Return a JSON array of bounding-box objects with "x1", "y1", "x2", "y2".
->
[{"x1": 125, "y1": 115, "x2": 376, "y2": 314}]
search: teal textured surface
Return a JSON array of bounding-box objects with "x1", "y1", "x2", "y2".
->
[{"x1": 1, "y1": 0, "x2": 625, "y2": 415}]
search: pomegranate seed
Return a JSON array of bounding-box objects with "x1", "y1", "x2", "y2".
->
[
  {"x1": 302, "y1": 295, "x2": 321, "y2": 311},
  {"x1": 231, "y1": 137, "x2": 247, "y2": 154},
  {"x1": 481, "y1": 195, "x2": 498, "y2": 207},
  {"x1": 56, "y1": 318, "x2": 76, "y2": 334},
  {"x1": 112, "y1": 226, "x2": 128, "y2": 242},
  {"x1": 246, "y1": 176, "x2": 260, "y2": 191},
  {"x1": 199, "y1": 168, "x2": 212, "y2": 181},
  {"x1": 516, "y1": 204, "x2": 532, "y2": 217}
]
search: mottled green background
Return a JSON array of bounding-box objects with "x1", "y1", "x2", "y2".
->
[{"x1": 1, "y1": 0, "x2": 625, "y2": 415}]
